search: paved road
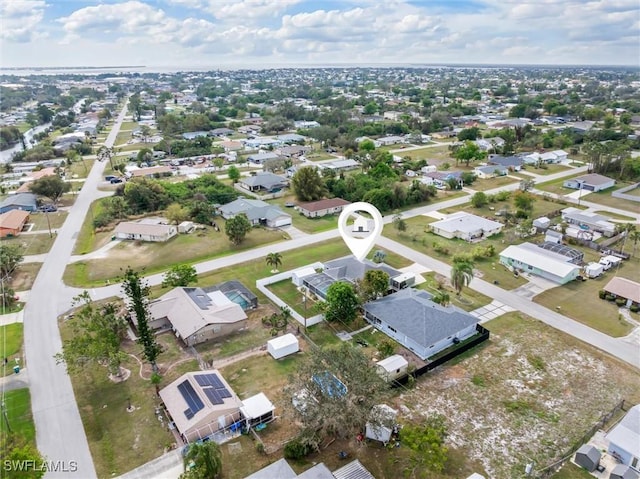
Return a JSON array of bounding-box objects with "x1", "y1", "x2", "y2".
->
[
  {"x1": 22, "y1": 101, "x2": 128, "y2": 479},
  {"x1": 376, "y1": 236, "x2": 640, "y2": 368}
]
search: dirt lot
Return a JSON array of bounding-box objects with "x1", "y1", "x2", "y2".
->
[{"x1": 394, "y1": 312, "x2": 640, "y2": 479}]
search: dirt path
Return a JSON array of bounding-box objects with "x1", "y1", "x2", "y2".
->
[{"x1": 209, "y1": 347, "x2": 268, "y2": 370}]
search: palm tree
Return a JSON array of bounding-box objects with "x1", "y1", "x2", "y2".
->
[
  {"x1": 630, "y1": 231, "x2": 640, "y2": 258},
  {"x1": 451, "y1": 260, "x2": 474, "y2": 296},
  {"x1": 183, "y1": 441, "x2": 222, "y2": 479},
  {"x1": 150, "y1": 371, "x2": 162, "y2": 397},
  {"x1": 432, "y1": 290, "x2": 450, "y2": 306},
  {"x1": 265, "y1": 252, "x2": 283, "y2": 272}
]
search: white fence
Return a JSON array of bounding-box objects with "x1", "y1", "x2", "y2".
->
[
  {"x1": 256, "y1": 264, "x2": 325, "y2": 327},
  {"x1": 611, "y1": 182, "x2": 640, "y2": 203}
]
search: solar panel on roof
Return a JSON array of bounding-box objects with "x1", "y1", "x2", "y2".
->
[
  {"x1": 218, "y1": 388, "x2": 231, "y2": 398},
  {"x1": 194, "y1": 373, "x2": 225, "y2": 388},
  {"x1": 194, "y1": 375, "x2": 210, "y2": 386},
  {"x1": 184, "y1": 409, "x2": 194, "y2": 420},
  {"x1": 178, "y1": 380, "x2": 204, "y2": 418},
  {"x1": 204, "y1": 388, "x2": 224, "y2": 405}
]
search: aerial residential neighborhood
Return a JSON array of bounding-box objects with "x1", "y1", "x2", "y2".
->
[{"x1": 1, "y1": 4, "x2": 640, "y2": 479}]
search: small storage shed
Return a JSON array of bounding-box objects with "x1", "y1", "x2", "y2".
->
[
  {"x1": 178, "y1": 221, "x2": 195, "y2": 233},
  {"x1": 610, "y1": 465, "x2": 639, "y2": 479},
  {"x1": 574, "y1": 444, "x2": 601, "y2": 472},
  {"x1": 267, "y1": 333, "x2": 299, "y2": 359},
  {"x1": 533, "y1": 216, "x2": 551, "y2": 230},
  {"x1": 376, "y1": 355, "x2": 409, "y2": 381},
  {"x1": 585, "y1": 263, "x2": 604, "y2": 279},
  {"x1": 292, "y1": 267, "x2": 317, "y2": 287},
  {"x1": 240, "y1": 392, "x2": 275, "y2": 429},
  {"x1": 365, "y1": 404, "x2": 398, "y2": 445}
]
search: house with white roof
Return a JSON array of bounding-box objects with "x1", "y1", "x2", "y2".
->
[
  {"x1": 430, "y1": 212, "x2": 503, "y2": 241},
  {"x1": 605, "y1": 404, "x2": 640, "y2": 471},
  {"x1": 499, "y1": 242, "x2": 581, "y2": 284},
  {"x1": 561, "y1": 207, "x2": 616, "y2": 237}
]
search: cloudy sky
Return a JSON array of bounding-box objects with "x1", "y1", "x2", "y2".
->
[{"x1": 1, "y1": 0, "x2": 639, "y2": 68}]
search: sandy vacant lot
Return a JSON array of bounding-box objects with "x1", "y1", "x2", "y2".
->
[{"x1": 395, "y1": 312, "x2": 640, "y2": 479}]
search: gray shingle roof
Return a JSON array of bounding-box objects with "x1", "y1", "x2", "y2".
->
[
  {"x1": 363, "y1": 289, "x2": 479, "y2": 349},
  {"x1": 323, "y1": 256, "x2": 400, "y2": 282},
  {"x1": 218, "y1": 198, "x2": 290, "y2": 223},
  {"x1": 0, "y1": 193, "x2": 37, "y2": 209},
  {"x1": 240, "y1": 172, "x2": 287, "y2": 189}
]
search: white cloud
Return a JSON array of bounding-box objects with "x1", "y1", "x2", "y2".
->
[{"x1": 0, "y1": 0, "x2": 47, "y2": 42}]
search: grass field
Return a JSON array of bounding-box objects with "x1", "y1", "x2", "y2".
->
[
  {"x1": 534, "y1": 259, "x2": 638, "y2": 337},
  {"x1": 1, "y1": 233, "x2": 55, "y2": 255},
  {"x1": 68, "y1": 158, "x2": 95, "y2": 179},
  {"x1": 522, "y1": 163, "x2": 572, "y2": 175},
  {"x1": 27, "y1": 210, "x2": 68, "y2": 230},
  {"x1": 414, "y1": 272, "x2": 493, "y2": 312},
  {"x1": 64, "y1": 221, "x2": 286, "y2": 287},
  {"x1": 536, "y1": 178, "x2": 639, "y2": 211},
  {"x1": 0, "y1": 323, "x2": 23, "y2": 376},
  {"x1": 592, "y1": 210, "x2": 637, "y2": 221},
  {"x1": 2, "y1": 388, "x2": 35, "y2": 443},
  {"x1": 9, "y1": 262, "x2": 42, "y2": 291},
  {"x1": 268, "y1": 195, "x2": 339, "y2": 233},
  {"x1": 552, "y1": 463, "x2": 594, "y2": 479},
  {"x1": 469, "y1": 175, "x2": 519, "y2": 191},
  {"x1": 72, "y1": 198, "x2": 113, "y2": 255},
  {"x1": 383, "y1": 217, "x2": 529, "y2": 291},
  {"x1": 396, "y1": 145, "x2": 452, "y2": 164}
]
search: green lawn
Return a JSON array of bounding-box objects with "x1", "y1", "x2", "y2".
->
[
  {"x1": 536, "y1": 177, "x2": 638, "y2": 212},
  {"x1": 3, "y1": 388, "x2": 35, "y2": 443},
  {"x1": 396, "y1": 145, "x2": 452, "y2": 163},
  {"x1": 415, "y1": 273, "x2": 493, "y2": 312},
  {"x1": 67, "y1": 158, "x2": 95, "y2": 179},
  {"x1": 383, "y1": 217, "x2": 528, "y2": 291},
  {"x1": 552, "y1": 463, "x2": 595, "y2": 479},
  {"x1": 64, "y1": 222, "x2": 286, "y2": 287},
  {"x1": 268, "y1": 195, "x2": 339, "y2": 233},
  {"x1": 470, "y1": 175, "x2": 519, "y2": 191},
  {"x1": 592, "y1": 210, "x2": 637, "y2": 221},
  {"x1": 267, "y1": 279, "x2": 315, "y2": 316},
  {"x1": 28, "y1": 210, "x2": 68, "y2": 230},
  {"x1": 1, "y1": 323, "x2": 23, "y2": 376},
  {"x1": 534, "y1": 260, "x2": 638, "y2": 337},
  {"x1": 521, "y1": 163, "x2": 572, "y2": 175},
  {"x1": 220, "y1": 353, "x2": 299, "y2": 400},
  {"x1": 1, "y1": 233, "x2": 55, "y2": 255}
]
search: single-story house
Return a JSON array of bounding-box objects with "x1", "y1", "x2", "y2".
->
[
  {"x1": 297, "y1": 198, "x2": 350, "y2": 218},
  {"x1": 246, "y1": 152, "x2": 280, "y2": 165},
  {"x1": 473, "y1": 165, "x2": 508, "y2": 179},
  {"x1": 561, "y1": 207, "x2": 616, "y2": 237},
  {"x1": 376, "y1": 355, "x2": 408, "y2": 382},
  {"x1": 238, "y1": 124, "x2": 261, "y2": 135},
  {"x1": 430, "y1": 212, "x2": 503, "y2": 241},
  {"x1": 475, "y1": 137, "x2": 505, "y2": 151},
  {"x1": 605, "y1": 404, "x2": 640, "y2": 472},
  {"x1": 488, "y1": 155, "x2": 524, "y2": 171},
  {"x1": 245, "y1": 459, "x2": 297, "y2": 479},
  {"x1": 244, "y1": 137, "x2": 281, "y2": 149},
  {"x1": 159, "y1": 370, "x2": 243, "y2": 443},
  {"x1": 300, "y1": 256, "x2": 400, "y2": 300},
  {"x1": 114, "y1": 221, "x2": 177, "y2": 242},
  {"x1": 294, "y1": 120, "x2": 320, "y2": 129},
  {"x1": 563, "y1": 173, "x2": 615, "y2": 192},
  {"x1": 374, "y1": 135, "x2": 405, "y2": 147},
  {"x1": 238, "y1": 172, "x2": 288, "y2": 193},
  {"x1": 499, "y1": 242, "x2": 581, "y2": 284},
  {"x1": 276, "y1": 133, "x2": 307, "y2": 144},
  {"x1": 218, "y1": 198, "x2": 292, "y2": 228},
  {"x1": 363, "y1": 288, "x2": 480, "y2": 360},
  {"x1": 129, "y1": 165, "x2": 173, "y2": 178},
  {"x1": 16, "y1": 167, "x2": 58, "y2": 193},
  {"x1": 182, "y1": 131, "x2": 209, "y2": 140},
  {"x1": 276, "y1": 145, "x2": 311, "y2": 158},
  {"x1": 422, "y1": 171, "x2": 463, "y2": 189},
  {"x1": 0, "y1": 193, "x2": 38, "y2": 213},
  {"x1": 210, "y1": 127, "x2": 235, "y2": 137},
  {"x1": 148, "y1": 287, "x2": 248, "y2": 346},
  {"x1": 220, "y1": 140, "x2": 244, "y2": 152},
  {"x1": 332, "y1": 460, "x2": 376, "y2": 479},
  {"x1": 245, "y1": 458, "x2": 373, "y2": 479},
  {"x1": 603, "y1": 277, "x2": 640, "y2": 309},
  {"x1": 0, "y1": 209, "x2": 30, "y2": 237},
  {"x1": 319, "y1": 159, "x2": 360, "y2": 172}
]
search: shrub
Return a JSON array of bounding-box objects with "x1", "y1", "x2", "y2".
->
[
  {"x1": 377, "y1": 339, "x2": 396, "y2": 358},
  {"x1": 606, "y1": 294, "x2": 616, "y2": 301},
  {"x1": 432, "y1": 242, "x2": 450, "y2": 255},
  {"x1": 255, "y1": 442, "x2": 265, "y2": 454},
  {"x1": 630, "y1": 304, "x2": 639, "y2": 313},
  {"x1": 515, "y1": 209, "x2": 529, "y2": 219},
  {"x1": 495, "y1": 190, "x2": 511, "y2": 201},
  {"x1": 471, "y1": 375, "x2": 485, "y2": 387},
  {"x1": 92, "y1": 211, "x2": 114, "y2": 228},
  {"x1": 615, "y1": 298, "x2": 627, "y2": 307},
  {"x1": 598, "y1": 290, "x2": 606, "y2": 300},
  {"x1": 528, "y1": 354, "x2": 546, "y2": 371},
  {"x1": 284, "y1": 436, "x2": 315, "y2": 460}
]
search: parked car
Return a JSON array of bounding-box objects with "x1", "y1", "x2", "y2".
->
[
  {"x1": 39, "y1": 204, "x2": 58, "y2": 212},
  {"x1": 104, "y1": 175, "x2": 117, "y2": 182},
  {"x1": 110, "y1": 178, "x2": 123, "y2": 184}
]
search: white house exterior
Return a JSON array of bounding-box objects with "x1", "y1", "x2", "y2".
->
[
  {"x1": 430, "y1": 212, "x2": 503, "y2": 241},
  {"x1": 563, "y1": 173, "x2": 615, "y2": 192},
  {"x1": 474, "y1": 165, "x2": 508, "y2": 179},
  {"x1": 363, "y1": 288, "x2": 480, "y2": 360},
  {"x1": 114, "y1": 221, "x2": 177, "y2": 242},
  {"x1": 605, "y1": 404, "x2": 640, "y2": 471},
  {"x1": 499, "y1": 242, "x2": 581, "y2": 284},
  {"x1": 561, "y1": 207, "x2": 616, "y2": 237}
]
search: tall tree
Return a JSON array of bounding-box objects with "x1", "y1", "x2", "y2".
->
[
  {"x1": 227, "y1": 165, "x2": 241, "y2": 183},
  {"x1": 359, "y1": 270, "x2": 390, "y2": 302},
  {"x1": 121, "y1": 268, "x2": 161, "y2": 371},
  {"x1": 180, "y1": 441, "x2": 223, "y2": 479},
  {"x1": 0, "y1": 433, "x2": 46, "y2": 479},
  {"x1": 287, "y1": 342, "x2": 391, "y2": 450},
  {"x1": 451, "y1": 258, "x2": 474, "y2": 296},
  {"x1": 324, "y1": 281, "x2": 360, "y2": 324},
  {"x1": 162, "y1": 264, "x2": 197, "y2": 288},
  {"x1": 225, "y1": 214, "x2": 252, "y2": 245},
  {"x1": 29, "y1": 175, "x2": 71, "y2": 204},
  {"x1": 165, "y1": 203, "x2": 189, "y2": 224},
  {"x1": 401, "y1": 415, "x2": 449, "y2": 477},
  {"x1": 513, "y1": 191, "x2": 535, "y2": 215},
  {"x1": 291, "y1": 166, "x2": 326, "y2": 202},
  {"x1": 0, "y1": 244, "x2": 24, "y2": 278},
  {"x1": 453, "y1": 140, "x2": 486, "y2": 167},
  {"x1": 265, "y1": 252, "x2": 283, "y2": 272},
  {"x1": 55, "y1": 292, "x2": 128, "y2": 377}
]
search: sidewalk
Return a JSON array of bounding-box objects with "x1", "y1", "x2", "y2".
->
[
  {"x1": 69, "y1": 238, "x2": 122, "y2": 262},
  {"x1": 0, "y1": 367, "x2": 29, "y2": 392}
]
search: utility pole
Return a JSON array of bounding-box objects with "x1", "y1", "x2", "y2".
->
[
  {"x1": 45, "y1": 209, "x2": 52, "y2": 238},
  {"x1": 301, "y1": 287, "x2": 307, "y2": 333},
  {"x1": 1, "y1": 401, "x2": 11, "y2": 433}
]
